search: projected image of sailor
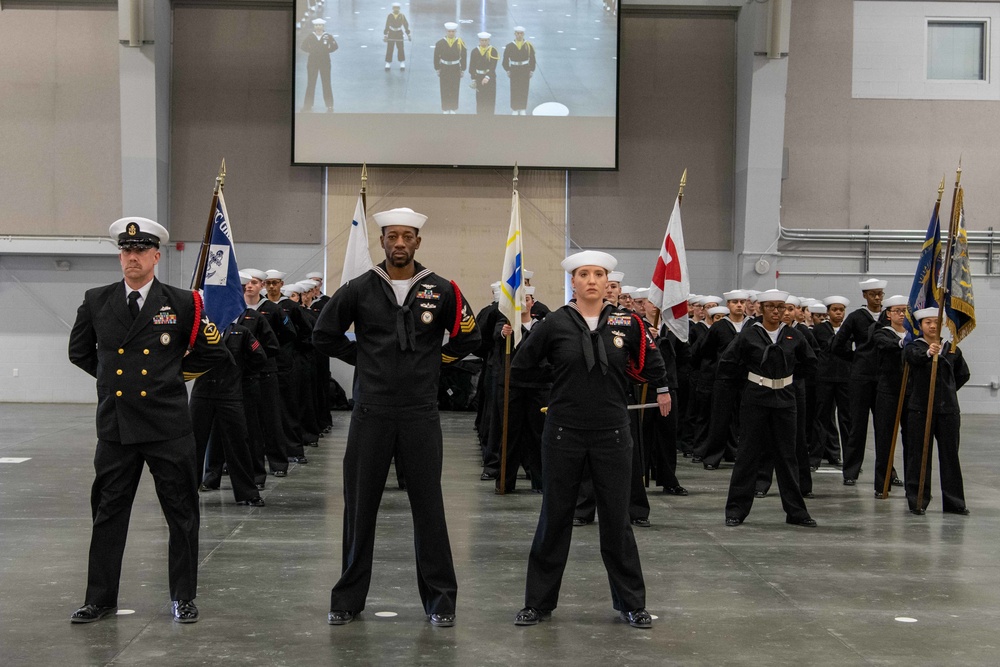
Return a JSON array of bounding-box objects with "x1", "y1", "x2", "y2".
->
[{"x1": 292, "y1": 1, "x2": 620, "y2": 167}]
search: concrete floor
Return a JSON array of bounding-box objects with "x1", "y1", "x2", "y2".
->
[{"x1": 1, "y1": 403, "x2": 998, "y2": 666}]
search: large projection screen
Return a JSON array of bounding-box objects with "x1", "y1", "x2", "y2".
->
[{"x1": 292, "y1": 1, "x2": 620, "y2": 168}]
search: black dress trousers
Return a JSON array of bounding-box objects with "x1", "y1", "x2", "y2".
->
[
  {"x1": 525, "y1": 422, "x2": 645, "y2": 613},
  {"x1": 330, "y1": 402, "x2": 457, "y2": 616},
  {"x1": 903, "y1": 411, "x2": 966, "y2": 512},
  {"x1": 842, "y1": 380, "x2": 878, "y2": 481},
  {"x1": 86, "y1": 436, "x2": 199, "y2": 606}
]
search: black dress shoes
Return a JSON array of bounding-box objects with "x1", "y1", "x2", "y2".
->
[
  {"x1": 843, "y1": 478, "x2": 857, "y2": 486},
  {"x1": 910, "y1": 508, "x2": 926, "y2": 515},
  {"x1": 891, "y1": 477, "x2": 904, "y2": 487},
  {"x1": 237, "y1": 497, "x2": 266, "y2": 507},
  {"x1": 255, "y1": 482, "x2": 266, "y2": 490},
  {"x1": 428, "y1": 613, "x2": 455, "y2": 627},
  {"x1": 198, "y1": 484, "x2": 219, "y2": 492},
  {"x1": 172, "y1": 600, "x2": 199, "y2": 623},
  {"x1": 754, "y1": 490, "x2": 767, "y2": 498},
  {"x1": 514, "y1": 607, "x2": 550, "y2": 626},
  {"x1": 874, "y1": 491, "x2": 885, "y2": 499},
  {"x1": 70, "y1": 604, "x2": 117, "y2": 624},
  {"x1": 572, "y1": 517, "x2": 591, "y2": 527},
  {"x1": 786, "y1": 516, "x2": 818, "y2": 527},
  {"x1": 620, "y1": 608, "x2": 653, "y2": 628},
  {"x1": 306, "y1": 440, "x2": 319, "y2": 447},
  {"x1": 704, "y1": 464, "x2": 718, "y2": 471},
  {"x1": 630, "y1": 518, "x2": 650, "y2": 528},
  {"x1": 944, "y1": 507, "x2": 971, "y2": 515},
  {"x1": 273, "y1": 469, "x2": 287, "y2": 477},
  {"x1": 664, "y1": 486, "x2": 689, "y2": 496},
  {"x1": 725, "y1": 516, "x2": 743, "y2": 527},
  {"x1": 828, "y1": 458, "x2": 842, "y2": 467},
  {"x1": 480, "y1": 472, "x2": 497, "y2": 481},
  {"x1": 691, "y1": 456, "x2": 704, "y2": 463},
  {"x1": 328, "y1": 610, "x2": 355, "y2": 625}
]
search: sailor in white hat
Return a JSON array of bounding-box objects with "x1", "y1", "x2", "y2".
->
[
  {"x1": 694, "y1": 290, "x2": 749, "y2": 470},
  {"x1": 502, "y1": 26, "x2": 536, "y2": 115},
  {"x1": 716, "y1": 288, "x2": 818, "y2": 528},
  {"x1": 807, "y1": 302, "x2": 828, "y2": 326},
  {"x1": 831, "y1": 279, "x2": 890, "y2": 486},
  {"x1": 383, "y1": 2, "x2": 411, "y2": 71},
  {"x1": 237, "y1": 267, "x2": 295, "y2": 478},
  {"x1": 301, "y1": 18, "x2": 338, "y2": 112},
  {"x1": 606, "y1": 271, "x2": 625, "y2": 305},
  {"x1": 434, "y1": 23, "x2": 467, "y2": 113},
  {"x1": 902, "y1": 305, "x2": 970, "y2": 515},
  {"x1": 511, "y1": 249, "x2": 668, "y2": 629},
  {"x1": 757, "y1": 293, "x2": 823, "y2": 499},
  {"x1": 810, "y1": 295, "x2": 851, "y2": 469},
  {"x1": 470, "y1": 31, "x2": 500, "y2": 114},
  {"x1": 313, "y1": 204, "x2": 481, "y2": 628},
  {"x1": 869, "y1": 295, "x2": 911, "y2": 497}
]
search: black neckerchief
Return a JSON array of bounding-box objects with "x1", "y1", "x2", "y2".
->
[{"x1": 567, "y1": 301, "x2": 612, "y2": 375}]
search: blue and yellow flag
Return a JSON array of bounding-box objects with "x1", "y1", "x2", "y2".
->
[
  {"x1": 499, "y1": 190, "x2": 524, "y2": 348},
  {"x1": 905, "y1": 201, "x2": 943, "y2": 337},
  {"x1": 944, "y1": 187, "x2": 976, "y2": 343}
]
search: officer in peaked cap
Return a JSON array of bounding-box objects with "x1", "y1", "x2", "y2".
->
[
  {"x1": 68, "y1": 216, "x2": 230, "y2": 625},
  {"x1": 314, "y1": 206, "x2": 481, "y2": 628}
]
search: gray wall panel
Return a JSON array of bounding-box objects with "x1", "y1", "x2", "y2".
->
[
  {"x1": 170, "y1": 5, "x2": 323, "y2": 243},
  {"x1": 569, "y1": 12, "x2": 736, "y2": 251}
]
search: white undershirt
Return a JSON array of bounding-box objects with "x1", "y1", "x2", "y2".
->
[
  {"x1": 391, "y1": 280, "x2": 410, "y2": 306},
  {"x1": 523, "y1": 318, "x2": 535, "y2": 331},
  {"x1": 245, "y1": 297, "x2": 263, "y2": 311},
  {"x1": 866, "y1": 308, "x2": 881, "y2": 319},
  {"x1": 583, "y1": 315, "x2": 600, "y2": 331},
  {"x1": 756, "y1": 321, "x2": 782, "y2": 344},
  {"x1": 727, "y1": 316, "x2": 745, "y2": 333}
]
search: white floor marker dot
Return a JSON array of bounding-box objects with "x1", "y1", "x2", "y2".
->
[
  {"x1": 374, "y1": 611, "x2": 398, "y2": 618},
  {"x1": 116, "y1": 609, "x2": 135, "y2": 615},
  {"x1": 895, "y1": 617, "x2": 918, "y2": 623}
]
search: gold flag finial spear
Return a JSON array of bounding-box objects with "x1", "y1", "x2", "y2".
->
[
  {"x1": 955, "y1": 156, "x2": 962, "y2": 186},
  {"x1": 513, "y1": 163, "x2": 519, "y2": 191},
  {"x1": 678, "y1": 168, "x2": 688, "y2": 205},
  {"x1": 215, "y1": 158, "x2": 226, "y2": 194},
  {"x1": 937, "y1": 174, "x2": 945, "y2": 200},
  {"x1": 361, "y1": 162, "x2": 368, "y2": 193}
]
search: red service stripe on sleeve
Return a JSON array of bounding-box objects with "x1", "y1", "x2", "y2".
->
[
  {"x1": 450, "y1": 281, "x2": 464, "y2": 337},
  {"x1": 251, "y1": 340, "x2": 260, "y2": 351},
  {"x1": 189, "y1": 290, "x2": 203, "y2": 350}
]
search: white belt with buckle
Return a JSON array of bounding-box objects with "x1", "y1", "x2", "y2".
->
[
  {"x1": 747, "y1": 372, "x2": 793, "y2": 389},
  {"x1": 441, "y1": 59, "x2": 460, "y2": 65}
]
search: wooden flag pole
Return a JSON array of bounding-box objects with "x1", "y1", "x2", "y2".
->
[
  {"x1": 498, "y1": 164, "x2": 519, "y2": 495},
  {"x1": 881, "y1": 177, "x2": 945, "y2": 499},
  {"x1": 916, "y1": 164, "x2": 961, "y2": 512},
  {"x1": 191, "y1": 159, "x2": 226, "y2": 291}
]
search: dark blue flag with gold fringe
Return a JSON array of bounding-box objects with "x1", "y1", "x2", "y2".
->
[
  {"x1": 943, "y1": 187, "x2": 976, "y2": 343},
  {"x1": 905, "y1": 198, "x2": 943, "y2": 338}
]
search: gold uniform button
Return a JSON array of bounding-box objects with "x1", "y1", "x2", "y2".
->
[
  {"x1": 115, "y1": 390, "x2": 122, "y2": 397},
  {"x1": 116, "y1": 369, "x2": 123, "y2": 375},
  {"x1": 118, "y1": 348, "x2": 125, "y2": 355},
  {"x1": 141, "y1": 369, "x2": 148, "y2": 376},
  {"x1": 140, "y1": 391, "x2": 147, "y2": 397},
  {"x1": 143, "y1": 349, "x2": 150, "y2": 355}
]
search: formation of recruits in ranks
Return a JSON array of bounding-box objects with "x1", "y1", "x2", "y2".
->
[
  {"x1": 475, "y1": 276, "x2": 972, "y2": 527},
  {"x1": 189, "y1": 268, "x2": 337, "y2": 508},
  {"x1": 67, "y1": 213, "x2": 970, "y2": 628}
]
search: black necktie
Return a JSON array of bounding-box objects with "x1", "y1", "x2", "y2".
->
[{"x1": 128, "y1": 291, "x2": 141, "y2": 320}]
